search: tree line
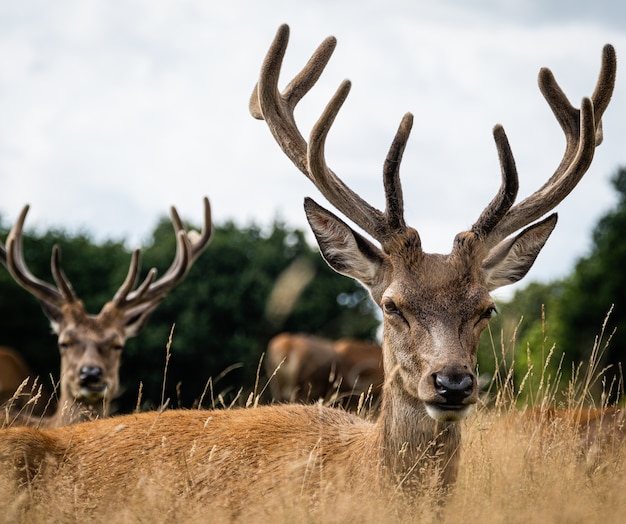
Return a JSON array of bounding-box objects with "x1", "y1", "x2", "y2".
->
[{"x1": 2, "y1": 166, "x2": 625, "y2": 411}]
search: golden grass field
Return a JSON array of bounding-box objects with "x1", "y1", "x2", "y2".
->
[
  {"x1": 1, "y1": 325, "x2": 625, "y2": 523},
  {"x1": 1, "y1": 401, "x2": 624, "y2": 523}
]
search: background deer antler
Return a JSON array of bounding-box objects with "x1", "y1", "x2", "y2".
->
[{"x1": 3, "y1": 197, "x2": 212, "y2": 325}]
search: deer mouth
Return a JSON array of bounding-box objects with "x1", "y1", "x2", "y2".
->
[
  {"x1": 425, "y1": 403, "x2": 472, "y2": 422},
  {"x1": 77, "y1": 380, "x2": 109, "y2": 402}
]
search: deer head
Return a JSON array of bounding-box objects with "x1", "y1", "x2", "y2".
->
[
  {"x1": 0, "y1": 198, "x2": 212, "y2": 425},
  {"x1": 250, "y1": 25, "x2": 615, "y2": 425}
]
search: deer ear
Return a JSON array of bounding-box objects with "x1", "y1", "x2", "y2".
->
[
  {"x1": 304, "y1": 198, "x2": 386, "y2": 290},
  {"x1": 38, "y1": 301, "x2": 64, "y2": 334},
  {"x1": 482, "y1": 214, "x2": 557, "y2": 291},
  {"x1": 120, "y1": 303, "x2": 162, "y2": 338}
]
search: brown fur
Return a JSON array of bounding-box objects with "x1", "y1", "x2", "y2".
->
[
  {"x1": 517, "y1": 406, "x2": 626, "y2": 470},
  {"x1": 265, "y1": 333, "x2": 384, "y2": 406},
  {"x1": 0, "y1": 347, "x2": 54, "y2": 417},
  {"x1": 0, "y1": 347, "x2": 35, "y2": 405},
  {"x1": 0, "y1": 404, "x2": 454, "y2": 514}
]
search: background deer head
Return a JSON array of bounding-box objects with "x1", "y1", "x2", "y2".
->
[{"x1": 0, "y1": 198, "x2": 212, "y2": 426}]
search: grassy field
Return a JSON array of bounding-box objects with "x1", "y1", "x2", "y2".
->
[
  {"x1": 1, "y1": 402, "x2": 624, "y2": 523},
  {"x1": 2, "y1": 328, "x2": 625, "y2": 523}
]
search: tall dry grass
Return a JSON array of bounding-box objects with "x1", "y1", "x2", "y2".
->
[{"x1": 1, "y1": 314, "x2": 625, "y2": 523}]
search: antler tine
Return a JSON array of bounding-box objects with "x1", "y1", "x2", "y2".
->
[
  {"x1": 484, "y1": 44, "x2": 615, "y2": 248},
  {"x1": 111, "y1": 249, "x2": 143, "y2": 304},
  {"x1": 381, "y1": 113, "x2": 414, "y2": 235},
  {"x1": 471, "y1": 125, "x2": 519, "y2": 238},
  {"x1": 307, "y1": 79, "x2": 388, "y2": 238},
  {"x1": 250, "y1": 24, "x2": 337, "y2": 175},
  {"x1": 169, "y1": 196, "x2": 213, "y2": 265},
  {"x1": 590, "y1": 43, "x2": 617, "y2": 141},
  {"x1": 5, "y1": 205, "x2": 67, "y2": 306},
  {"x1": 50, "y1": 245, "x2": 79, "y2": 301}
]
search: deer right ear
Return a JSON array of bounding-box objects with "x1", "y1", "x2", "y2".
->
[{"x1": 304, "y1": 198, "x2": 386, "y2": 289}]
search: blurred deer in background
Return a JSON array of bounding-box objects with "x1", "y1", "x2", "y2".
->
[
  {"x1": 0, "y1": 198, "x2": 212, "y2": 428},
  {"x1": 0, "y1": 346, "x2": 52, "y2": 414},
  {"x1": 0, "y1": 26, "x2": 615, "y2": 513},
  {"x1": 0, "y1": 347, "x2": 32, "y2": 404},
  {"x1": 266, "y1": 332, "x2": 383, "y2": 408}
]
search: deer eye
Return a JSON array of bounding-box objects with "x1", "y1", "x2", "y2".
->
[
  {"x1": 381, "y1": 299, "x2": 402, "y2": 317},
  {"x1": 480, "y1": 305, "x2": 498, "y2": 321}
]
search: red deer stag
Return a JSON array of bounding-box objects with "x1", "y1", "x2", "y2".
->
[
  {"x1": 266, "y1": 332, "x2": 383, "y2": 407},
  {"x1": 0, "y1": 198, "x2": 212, "y2": 428},
  {"x1": 0, "y1": 27, "x2": 615, "y2": 515}
]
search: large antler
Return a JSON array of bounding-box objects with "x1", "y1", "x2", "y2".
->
[
  {"x1": 473, "y1": 44, "x2": 616, "y2": 248},
  {"x1": 250, "y1": 24, "x2": 414, "y2": 247},
  {"x1": 3, "y1": 198, "x2": 212, "y2": 322},
  {"x1": 251, "y1": 25, "x2": 615, "y2": 254}
]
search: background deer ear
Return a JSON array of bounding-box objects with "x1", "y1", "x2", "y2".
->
[
  {"x1": 119, "y1": 303, "x2": 163, "y2": 338},
  {"x1": 37, "y1": 301, "x2": 64, "y2": 334},
  {"x1": 482, "y1": 214, "x2": 558, "y2": 291},
  {"x1": 304, "y1": 198, "x2": 386, "y2": 290}
]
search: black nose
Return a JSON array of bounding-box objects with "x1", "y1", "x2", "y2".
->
[
  {"x1": 434, "y1": 372, "x2": 474, "y2": 404},
  {"x1": 79, "y1": 366, "x2": 103, "y2": 384}
]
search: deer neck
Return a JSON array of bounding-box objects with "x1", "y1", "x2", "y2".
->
[
  {"x1": 48, "y1": 391, "x2": 109, "y2": 428},
  {"x1": 377, "y1": 375, "x2": 462, "y2": 492}
]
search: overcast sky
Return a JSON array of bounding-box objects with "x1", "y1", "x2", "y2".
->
[{"x1": 1, "y1": 1, "x2": 625, "y2": 300}]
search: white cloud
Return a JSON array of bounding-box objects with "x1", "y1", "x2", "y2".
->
[{"x1": 1, "y1": 0, "x2": 625, "y2": 300}]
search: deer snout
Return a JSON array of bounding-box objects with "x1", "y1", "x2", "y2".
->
[
  {"x1": 433, "y1": 372, "x2": 475, "y2": 405},
  {"x1": 422, "y1": 367, "x2": 477, "y2": 422},
  {"x1": 79, "y1": 366, "x2": 105, "y2": 387}
]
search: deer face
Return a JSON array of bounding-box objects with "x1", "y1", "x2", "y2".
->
[
  {"x1": 378, "y1": 251, "x2": 493, "y2": 422},
  {"x1": 54, "y1": 303, "x2": 124, "y2": 405},
  {"x1": 306, "y1": 214, "x2": 495, "y2": 421}
]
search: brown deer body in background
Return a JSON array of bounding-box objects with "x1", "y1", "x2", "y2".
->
[
  {"x1": 0, "y1": 198, "x2": 212, "y2": 428},
  {"x1": 266, "y1": 332, "x2": 383, "y2": 406},
  {"x1": 0, "y1": 347, "x2": 53, "y2": 414},
  {"x1": 0, "y1": 347, "x2": 32, "y2": 405},
  {"x1": 0, "y1": 26, "x2": 615, "y2": 513}
]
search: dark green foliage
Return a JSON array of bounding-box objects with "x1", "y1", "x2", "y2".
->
[
  {"x1": 491, "y1": 167, "x2": 626, "y2": 400},
  {"x1": 548, "y1": 168, "x2": 626, "y2": 392},
  {"x1": 0, "y1": 215, "x2": 379, "y2": 413}
]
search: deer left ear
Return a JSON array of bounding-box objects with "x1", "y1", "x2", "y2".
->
[
  {"x1": 304, "y1": 198, "x2": 386, "y2": 290},
  {"x1": 482, "y1": 214, "x2": 558, "y2": 291}
]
